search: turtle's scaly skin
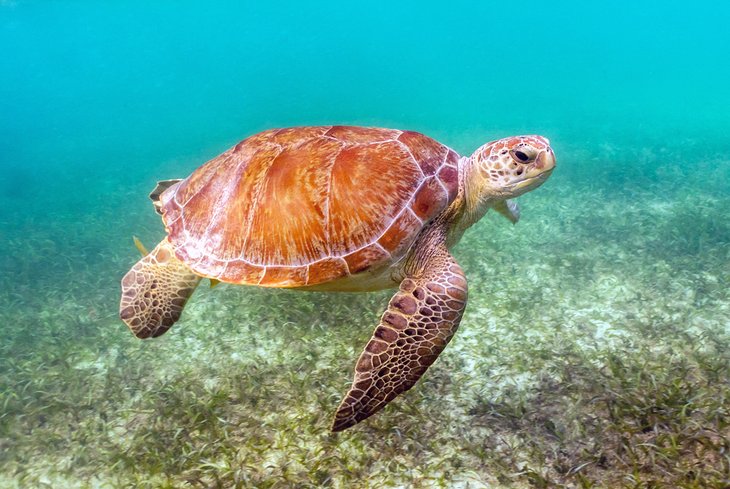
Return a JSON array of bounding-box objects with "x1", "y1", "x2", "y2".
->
[
  {"x1": 158, "y1": 126, "x2": 460, "y2": 287},
  {"x1": 332, "y1": 240, "x2": 466, "y2": 431},
  {"x1": 120, "y1": 126, "x2": 556, "y2": 431},
  {"x1": 120, "y1": 239, "x2": 201, "y2": 338}
]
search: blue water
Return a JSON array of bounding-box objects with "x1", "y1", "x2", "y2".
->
[
  {"x1": 1, "y1": 1, "x2": 729, "y2": 486},
  {"x1": 3, "y1": 1, "x2": 728, "y2": 275}
]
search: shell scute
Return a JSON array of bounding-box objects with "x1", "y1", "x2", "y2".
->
[
  {"x1": 307, "y1": 257, "x2": 350, "y2": 285},
  {"x1": 343, "y1": 244, "x2": 391, "y2": 275},
  {"x1": 397, "y1": 130, "x2": 448, "y2": 176},
  {"x1": 327, "y1": 141, "x2": 422, "y2": 254},
  {"x1": 259, "y1": 265, "x2": 307, "y2": 287},
  {"x1": 437, "y1": 162, "x2": 459, "y2": 202},
  {"x1": 221, "y1": 260, "x2": 265, "y2": 284},
  {"x1": 268, "y1": 126, "x2": 331, "y2": 147},
  {"x1": 325, "y1": 125, "x2": 401, "y2": 144},
  {"x1": 243, "y1": 137, "x2": 339, "y2": 265},
  {"x1": 411, "y1": 176, "x2": 448, "y2": 220},
  {"x1": 377, "y1": 209, "x2": 423, "y2": 257}
]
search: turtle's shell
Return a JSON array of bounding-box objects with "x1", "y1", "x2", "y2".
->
[{"x1": 159, "y1": 126, "x2": 460, "y2": 287}]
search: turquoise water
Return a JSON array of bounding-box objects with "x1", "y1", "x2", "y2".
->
[{"x1": 2, "y1": 1, "x2": 729, "y2": 487}]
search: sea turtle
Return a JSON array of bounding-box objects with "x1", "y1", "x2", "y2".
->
[{"x1": 119, "y1": 126, "x2": 555, "y2": 431}]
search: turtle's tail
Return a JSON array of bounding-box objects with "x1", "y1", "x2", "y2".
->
[{"x1": 119, "y1": 238, "x2": 201, "y2": 338}]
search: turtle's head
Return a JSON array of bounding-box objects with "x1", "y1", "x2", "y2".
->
[
  {"x1": 449, "y1": 135, "x2": 555, "y2": 244},
  {"x1": 468, "y1": 135, "x2": 556, "y2": 200}
]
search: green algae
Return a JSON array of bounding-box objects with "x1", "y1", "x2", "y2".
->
[{"x1": 1, "y1": 143, "x2": 728, "y2": 488}]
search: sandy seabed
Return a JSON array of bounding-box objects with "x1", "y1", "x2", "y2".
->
[{"x1": 1, "y1": 144, "x2": 728, "y2": 488}]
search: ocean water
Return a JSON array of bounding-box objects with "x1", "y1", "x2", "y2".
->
[{"x1": 1, "y1": 1, "x2": 729, "y2": 487}]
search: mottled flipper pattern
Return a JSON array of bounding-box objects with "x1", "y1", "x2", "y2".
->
[
  {"x1": 332, "y1": 245, "x2": 467, "y2": 431},
  {"x1": 119, "y1": 239, "x2": 201, "y2": 338}
]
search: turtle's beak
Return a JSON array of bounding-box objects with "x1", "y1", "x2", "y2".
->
[{"x1": 535, "y1": 146, "x2": 556, "y2": 172}]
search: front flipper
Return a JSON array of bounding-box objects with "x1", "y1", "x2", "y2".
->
[
  {"x1": 493, "y1": 199, "x2": 520, "y2": 224},
  {"x1": 332, "y1": 246, "x2": 467, "y2": 431}
]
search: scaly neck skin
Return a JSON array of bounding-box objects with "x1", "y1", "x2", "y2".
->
[{"x1": 445, "y1": 155, "x2": 504, "y2": 248}]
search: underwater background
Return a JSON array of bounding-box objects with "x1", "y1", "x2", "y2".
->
[{"x1": 1, "y1": 1, "x2": 729, "y2": 487}]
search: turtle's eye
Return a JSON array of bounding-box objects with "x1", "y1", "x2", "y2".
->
[
  {"x1": 513, "y1": 150, "x2": 529, "y2": 162},
  {"x1": 510, "y1": 147, "x2": 536, "y2": 164}
]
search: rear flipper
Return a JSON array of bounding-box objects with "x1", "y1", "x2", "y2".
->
[
  {"x1": 149, "y1": 179, "x2": 182, "y2": 215},
  {"x1": 119, "y1": 239, "x2": 201, "y2": 338}
]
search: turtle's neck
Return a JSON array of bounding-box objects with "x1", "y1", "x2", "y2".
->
[{"x1": 445, "y1": 154, "x2": 502, "y2": 249}]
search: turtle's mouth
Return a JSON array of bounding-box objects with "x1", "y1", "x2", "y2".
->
[{"x1": 513, "y1": 168, "x2": 553, "y2": 191}]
